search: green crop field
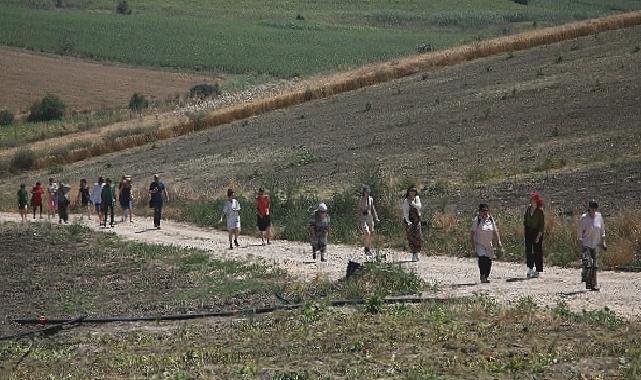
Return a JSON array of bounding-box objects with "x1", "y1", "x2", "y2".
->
[{"x1": 1, "y1": 0, "x2": 640, "y2": 77}]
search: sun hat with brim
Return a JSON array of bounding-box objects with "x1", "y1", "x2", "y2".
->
[{"x1": 318, "y1": 203, "x2": 328, "y2": 212}]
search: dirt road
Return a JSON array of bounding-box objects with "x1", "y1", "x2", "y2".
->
[{"x1": 2, "y1": 212, "x2": 639, "y2": 319}]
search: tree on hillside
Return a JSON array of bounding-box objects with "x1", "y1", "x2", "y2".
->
[
  {"x1": 189, "y1": 83, "x2": 221, "y2": 99},
  {"x1": 27, "y1": 94, "x2": 65, "y2": 122},
  {"x1": 116, "y1": 0, "x2": 132, "y2": 15},
  {"x1": 0, "y1": 110, "x2": 14, "y2": 126},
  {"x1": 129, "y1": 93, "x2": 149, "y2": 112}
]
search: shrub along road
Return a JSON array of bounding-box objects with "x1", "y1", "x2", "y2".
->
[{"x1": 2, "y1": 212, "x2": 639, "y2": 319}]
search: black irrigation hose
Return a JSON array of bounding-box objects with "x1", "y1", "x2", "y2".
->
[
  {"x1": 11, "y1": 296, "x2": 452, "y2": 328},
  {"x1": 0, "y1": 316, "x2": 86, "y2": 342}
]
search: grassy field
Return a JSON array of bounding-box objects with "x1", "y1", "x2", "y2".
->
[
  {"x1": 0, "y1": 222, "x2": 640, "y2": 379},
  {"x1": 1, "y1": 0, "x2": 641, "y2": 77}
]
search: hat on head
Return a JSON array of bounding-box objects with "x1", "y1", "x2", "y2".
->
[{"x1": 318, "y1": 203, "x2": 328, "y2": 212}]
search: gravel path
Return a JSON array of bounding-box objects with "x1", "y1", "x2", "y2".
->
[{"x1": 2, "y1": 213, "x2": 640, "y2": 319}]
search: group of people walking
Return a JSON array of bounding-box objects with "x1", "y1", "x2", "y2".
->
[
  {"x1": 17, "y1": 175, "x2": 137, "y2": 227},
  {"x1": 16, "y1": 176, "x2": 607, "y2": 289}
]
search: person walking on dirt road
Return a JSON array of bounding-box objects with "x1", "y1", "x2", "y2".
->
[
  {"x1": 76, "y1": 179, "x2": 91, "y2": 221},
  {"x1": 17, "y1": 184, "x2": 28, "y2": 223},
  {"x1": 358, "y1": 185, "x2": 379, "y2": 256},
  {"x1": 577, "y1": 200, "x2": 606, "y2": 291},
  {"x1": 256, "y1": 188, "x2": 271, "y2": 246},
  {"x1": 220, "y1": 188, "x2": 241, "y2": 250},
  {"x1": 148, "y1": 174, "x2": 168, "y2": 229},
  {"x1": 524, "y1": 192, "x2": 545, "y2": 278},
  {"x1": 101, "y1": 178, "x2": 116, "y2": 227},
  {"x1": 402, "y1": 186, "x2": 422, "y2": 262},
  {"x1": 90, "y1": 177, "x2": 105, "y2": 225},
  {"x1": 47, "y1": 177, "x2": 58, "y2": 220},
  {"x1": 119, "y1": 177, "x2": 133, "y2": 223},
  {"x1": 470, "y1": 203, "x2": 503, "y2": 284},
  {"x1": 309, "y1": 203, "x2": 331, "y2": 262},
  {"x1": 30, "y1": 182, "x2": 44, "y2": 220},
  {"x1": 57, "y1": 183, "x2": 71, "y2": 224}
]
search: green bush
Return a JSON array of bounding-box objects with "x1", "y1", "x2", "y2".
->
[
  {"x1": 116, "y1": 0, "x2": 131, "y2": 15},
  {"x1": 10, "y1": 149, "x2": 36, "y2": 171},
  {"x1": 27, "y1": 94, "x2": 65, "y2": 122},
  {"x1": 128, "y1": 93, "x2": 149, "y2": 112},
  {"x1": 189, "y1": 83, "x2": 220, "y2": 99},
  {"x1": 0, "y1": 110, "x2": 14, "y2": 126}
]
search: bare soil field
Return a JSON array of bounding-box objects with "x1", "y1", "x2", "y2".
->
[
  {"x1": 0, "y1": 48, "x2": 219, "y2": 114},
  {"x1": 2, "y1": 26, "x2": 641, "y2": 213}
]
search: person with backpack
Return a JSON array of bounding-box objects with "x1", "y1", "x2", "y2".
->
[
  {"x1": 524, "y1": 192, "x2": 545, "y2": 278},
  {"x1": 470, "y1": 203, "x2": 503, "y2": 284},
  {"x1": 17, "y1": 184, "x2": 28, "y2": 223},
  {"x1": 101, "y1": 178, "x2": 115, "y2": 227},
  {"x1": 577, "y1": 200, "x2": 606, "y2": 291},
  {"x1": 30, "y1": 182, "x2": 44, "y2": 220},
  {"x1": 402, "y1": 186, "x2": 422, "y2": 262},
  {"x1": 57, "y1": 183, "x2": 71, "y2": 224},
  {"x1": 358, "y1": 185, "x2": 380, "y2": 256},
  {"x1": 309, "y1": 203, "x2": 331, "y2": 261},
  {"x1": 220, "y1": 188, "x2": 241, "y2": 249},
  {"x1": 255, "y1": 188, "x2": 271, "y2": 246}
]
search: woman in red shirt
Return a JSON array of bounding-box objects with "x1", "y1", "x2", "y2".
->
[
  {"x1": 255, "y1": 188, "x2": 271, "y2": 245},
  {"x1": 30, "y1": 182, "x2": 45, "y2": 219}
]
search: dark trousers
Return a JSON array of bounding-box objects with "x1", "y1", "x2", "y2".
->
[
  {"x1": 58, "y1": 204, "x2": 69, "y2": 223},
  {"x1": 525, "y1": 230, "x2": 544, "y2": 272},
  {"x1": 103, "y1": 204, "x2": 114, "y2": 226},
  {"x1": 153, "y1": 204, "x2": 163, "y2": 227},
  {"x1": 582, "y1": 247, "x2": 598, "y2": 289},
  {"x1": 478, "y1": 256, "x2": 492, "y2": 278}
]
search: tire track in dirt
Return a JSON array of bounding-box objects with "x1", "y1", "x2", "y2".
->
[{"x1": 2, "y1": 212, "x2": 639, "y2": 319}]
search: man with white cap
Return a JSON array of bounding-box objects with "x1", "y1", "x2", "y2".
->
[{"x1": 309, "y1": 203, "x2": 331, "y2": 262}]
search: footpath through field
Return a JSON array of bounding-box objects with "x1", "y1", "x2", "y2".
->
[{"x1": 2, "y1": 213, "x2": 640, "y2": 319}]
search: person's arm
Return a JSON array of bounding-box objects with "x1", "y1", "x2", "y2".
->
[
  {"x1": 535, "y1": 210, "x2": 544, "y2": 243},
  {"x1": 470, "y1": 230, "x2": 476, "y2": 253},
  {"x1": 576, "y1": 218, "x2": 585, "y2": 253},
  {"x1": 402, "y1": 200, "x2": 410, "y2": 224},
  {"x1": 412, "y1": 195, "x2": 422, "y2": 211},
  {"x1": 372, "y1": 199, "x2": 379, "y2": 222},
  {"x1": 494, "y1": 225, "x2": 503, "y2": 249},
  {"x1": 601, "y1": 215, "x2": 607, "y2": 250},
  {"x1": 162, "y1": 187, "x2": 169, "y2": 202}
]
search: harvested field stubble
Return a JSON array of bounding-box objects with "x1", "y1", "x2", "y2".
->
[{"x1": 4, "y1": 11, "x2": 641, "y2": 173}]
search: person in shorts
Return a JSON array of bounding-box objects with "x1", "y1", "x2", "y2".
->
[
  {"x1": 309, "y1": 203, "x2": 331, "y2": 262},
  {"x1": 90, "y1": 177, "x2": 104, "y2": 225},
  {"x1": 30, "y1": 182, "x2": 44, "y2": 220},
  {"x1": 255, "y1": 188, "x2": 271, "y2": 246},
  {"x1": 17, "y1": 184, "x2": 28, "y2": 223},
  {"x1": 76, "y1": 178, "x2": 91, "y2": 221},
  {"x1": 47, "y1": 177, "x2": 58, "y2": 220},
  {"x1": 220, "y1": 188, "x2": 241, "y2": 249},
  {"x1": 577, "y1": 200, "x2": 606, "y2": 291}
]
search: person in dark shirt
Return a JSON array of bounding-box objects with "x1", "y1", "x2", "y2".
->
[
  {"x1": 148, "y1": 174, "x2": 168, "y2": 229},
  {"x1": 17, "y1": 184, "x2": 28, "y2": 223},
  {"x1": 524, "y1": 192, "x2": 545, "y2": 278}
]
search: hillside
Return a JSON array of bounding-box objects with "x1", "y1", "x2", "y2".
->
[{"x1": 2, "y1": 24, "x2": 639, "y2": 212}]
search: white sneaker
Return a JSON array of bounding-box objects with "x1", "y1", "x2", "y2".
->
[
  {"x1": 527, "y1": 268, "x2": 534, "y2": 278},
  {"x1": 412, "y1": 253, "x2": 419, "y2": 262},
  {"x1": 531, "y1": 271, "x2": 540, "y2": 278}
]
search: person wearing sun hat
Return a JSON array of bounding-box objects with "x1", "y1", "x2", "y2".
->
[
  {"x1": 524, "y1": 192, "x2": 545, "y2": 278},
  {"x1": 309, "y1": 202, "x2": 331, "y2": 261}
]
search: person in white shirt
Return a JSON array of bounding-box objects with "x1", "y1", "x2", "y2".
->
[
  {"x1": 577, "y1": 200, "x2": 606, "y2": 291},
  {"x1": 220, "y1": 188, "x2": 241, "y2": 250},
  {"x1": 470, "y1": 203, "x2": 503, "y2": 284},
  {"x1": 358, "y1": 185, "x2": 379, "y2": 256},
  {"x1": 402, "y1": 186, "x2": 422, "y2": 262},
  {"x1": 90, "y1": 177, "x2": 105, "y2": 225}
]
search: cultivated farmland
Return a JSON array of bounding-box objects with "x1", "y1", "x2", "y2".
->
[{"x1": 4, "y1": 24, "x2": 639, "y2": 212}]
